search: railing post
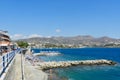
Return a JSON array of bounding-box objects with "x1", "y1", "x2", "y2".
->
[
  {"x1": 0, "y1": 50, "x2": 18, "y2": 77},
  {"x1": 2, "y1": 56, "x2": 5, "y2": 73},
  {"x1": 8, "y1": 53, "x2": 9, "y2": 63},
  {"x1": 7, "y1": 54, "x2": 8, "y2": 63},
  {"x1": 7, "y1": 53, "x2": 9, "y2": 67},
  {"x1": 13, "y1": 51, "x2": 15, "y2": 57}
]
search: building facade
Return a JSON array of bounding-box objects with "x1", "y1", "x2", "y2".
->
[
  {"x1": 0, "y1": 30, "x2": 11, "y2": 46},
  {"x1": 0, "y1": 30, "x2": 11, "y2": 54}
]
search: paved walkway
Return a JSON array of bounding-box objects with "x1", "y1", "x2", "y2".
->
[
  {"x1": 14, "y1": 54, "x2": 22, "y2": 80},
  {"x1": 24, "y1": 56, "x2": 48, "y2": 80},
  {"x1": 14, "y1": 53, "x2": 48, "y2": 80}
]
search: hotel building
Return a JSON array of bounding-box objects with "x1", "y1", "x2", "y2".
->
[{"x1": 0, "y1": 30, "x2": 11, "y2": 53}]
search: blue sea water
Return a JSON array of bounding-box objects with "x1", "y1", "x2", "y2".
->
[{"x1": 32, "y1": 48, "x2": 120, "y2": 80}]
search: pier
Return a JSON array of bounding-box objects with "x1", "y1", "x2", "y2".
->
[{"x1": 33, "y1": 51, "x2": 61, "y2": 56}]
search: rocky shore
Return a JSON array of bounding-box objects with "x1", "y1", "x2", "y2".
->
[
  {"x1": 25, "y1": 49, "x2": 117, "y2": 80},
  {"x1": 37, "y1": 59, "x2": 116, "y2": 70}
]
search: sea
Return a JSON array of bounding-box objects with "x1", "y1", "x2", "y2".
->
[{"x1": 32, "y1": 48, "x2": 120, "y2": 80}]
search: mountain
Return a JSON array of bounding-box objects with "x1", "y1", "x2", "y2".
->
[{"x1": 16, "y1": 35, "x2": 120, "y2": 47}]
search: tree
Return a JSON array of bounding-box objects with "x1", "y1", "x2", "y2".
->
[{"x1": 17, "y1": 41, "x2": 29, "y2": 48}]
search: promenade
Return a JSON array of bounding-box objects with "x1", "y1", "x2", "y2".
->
[
  {"x1": 14, "y1": 51, "x2": 48, "y2": 80},
  {"x1": 14, "y1": 54, "x2": 22, "y2": 80}
]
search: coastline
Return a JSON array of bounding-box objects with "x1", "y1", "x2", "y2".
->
[
  {"x1": 24, "y1": 48, "x2": 48, "y2": 80},
  {"x1": 24, "y1": 60, "x2": 48, "y2": 80},
  {"x1": 24, "y1": 52, "x2": 63, "y2": 80},
  {"x1": 25, "y1": 48, "x2": 118, "y2": 80}
]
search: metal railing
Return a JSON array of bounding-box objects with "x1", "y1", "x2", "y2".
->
[{"x1": 0, "y1": 49, "x2": 20, "y2": 77}]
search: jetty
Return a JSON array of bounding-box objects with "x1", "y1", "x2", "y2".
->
[
  {"x1": 37, "y1": 59, "x2": 116, "y2": 70},
  {"x1": 33, "y1": 51, "x2": 61, "y2": 56}
]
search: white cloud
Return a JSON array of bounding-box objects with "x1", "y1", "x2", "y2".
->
[
  {"x1": 46, "y1": 36, "x2": 52, "y2": 38},
  {"x1": 10, "y1": 34, "x2": 42, "y2": 40},
  {"x1": 28, "y1": 34, "x2": 42, "y2": 38},
  {"x1": 56, "y1": 29, "x2": 61, "y2": 33},
  {"x1": 10, "y1": 34, "x2": 27, "y2": 40}
]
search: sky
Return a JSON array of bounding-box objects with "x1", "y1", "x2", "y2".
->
[{"x1": 0, "y1": 0, "x2": 120, "y2": 39}]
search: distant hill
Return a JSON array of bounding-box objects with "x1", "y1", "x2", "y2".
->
[{"x1": 16, "y1": 35, "x2": 120, "y2": 47}]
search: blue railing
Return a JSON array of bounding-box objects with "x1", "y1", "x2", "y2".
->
[{"x1": 0, "y1": 49, "x2": 20, "y2": 77}]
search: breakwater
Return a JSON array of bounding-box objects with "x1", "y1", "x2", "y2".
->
[
  {"x1": 37, "y1": 59, "x2": 116, "y2": 70},
  {"x1": 33, "y1": 51, "x2": 61, "y2": 56}
]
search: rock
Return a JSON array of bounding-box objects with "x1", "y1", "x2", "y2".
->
[{"x1": 38, "y1": 59, "x2": 116, "y2": 70}]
